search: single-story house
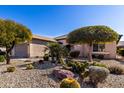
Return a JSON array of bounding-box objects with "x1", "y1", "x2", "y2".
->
[
  {"x1": 55, "y1": 35, "x2": 117, "y2": 59},
  {"x1": 11, "y1": 35, "x2": 56, "y2": 58},
  {"x1": 0, "y1": 34, "x2": 122, "y2": 59}
]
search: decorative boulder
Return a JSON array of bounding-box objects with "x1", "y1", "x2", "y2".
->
[
  {"x1": 89, "y1": 66, "x2": 109, "y2": 86},
  {"x1": 53, "y1": 69, "x2": 74, "y2": 80}
]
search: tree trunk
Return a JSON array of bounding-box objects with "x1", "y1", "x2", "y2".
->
[
  {"x1": 88, "y1": 43, "x2": 93, "y2": 62},
  {"x1": 5, "y1": 41, "x2": 15, "y2": 64},
  {"x1": 6, "y1": 53, "x2": 10, "y2": 64}
]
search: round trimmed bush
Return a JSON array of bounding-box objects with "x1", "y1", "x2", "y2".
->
[
  {"x1": 108, "y1": 66, "x2": 124, "y2": 75},
  {"x1": 26, "y1": 64, "x2": 34, "y2": 70},
  {"x1": 7, "y1": 66, "x2": 16, "y2": 72},
  {"x1": 89, "y1": 66, "x2": 109, "y2": 86},
  {"x1": 0, "y1": 55, "x2": 5, "y2": 62},
  {"x1": 43, "y1": 54, "x2": 49, "y2": 61},
  {"x1": 60, "y1": 78, "x2": 80, "y2": 88},
  {"x1": 70, "y1": 50, "x2": 80, "y2": 58}
]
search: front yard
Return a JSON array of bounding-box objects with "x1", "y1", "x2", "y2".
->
[
  {"x1": 0, "y1": 59, "x2": 60, "y2": 88},
  {"x1": 0, "y1": 59, "x2": 124, "y2": 88}
]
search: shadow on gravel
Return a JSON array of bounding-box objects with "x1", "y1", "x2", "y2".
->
[
  {"x1": 47, "y1": 73, "x2": 60, "y2": 83},
  {"x1": 1, "y1": 71, "x2": 8, "y2": 74},
  {"x1": 33, "y1": 61, "x2": 57, "y2": 70}
]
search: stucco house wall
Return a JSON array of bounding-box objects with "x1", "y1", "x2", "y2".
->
[
  {"x1": 104, "y1": 41, "x2": 116, "y2": 59},
  {"x1": 12, "y1": 35, "x2": 56, "y2": 58},
  {"x1": 13, "y1": 43, "x2": 29, "y2": 58},
  {"x1": 56, "y1": 38, "x2": 117, "y2": 59},
  {"x1": 29, "y1": 39, "x2": 48, "y2": 58}
]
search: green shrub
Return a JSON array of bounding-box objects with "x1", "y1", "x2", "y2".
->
[
  {"x1": 118, "y1": 49, "x2": 124, "y2": 56},
  {"x1": 60, "y1": 78, "x2": 80, "y2": 88},
  {"x1": 0, "y1": 55, "x2": 5, "y2": 62},
  {"x1": 70, "y1": 50, "x2": 80, "y2": 58},
  {"x1": 108, "y1": 66, "x2": 124, "y2": 75},
  {"x1": 66, "y1": 61, "x2": 89, "y2": 74},
  {"x1": 80, "y1": 70, "x2": 89, "y2": 80},
  {"x1": 43, "y1": 54, "x2": 49, "y2": 61},
  {"x1": 26, "y1": 64, "x2": 34, "y2": 70},
  {"x1": 92, "y1": 55, "x2": 104, "y2": 59},
  {"x1": 93, "y1": 58, "x2": 101, "y2": 62},
  {"x1": 7, "y1": 66, "x2": 16, "y2": 72}
]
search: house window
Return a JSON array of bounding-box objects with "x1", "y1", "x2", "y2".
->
[{"x1": 93, "y1": 44, "x2": 105, "y2": 52}]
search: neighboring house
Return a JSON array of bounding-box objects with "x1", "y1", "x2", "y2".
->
[
  {"x1": 55, "y1": 35, "x2": 117, "y2": 59},
  {"x1": 117, "y1": 41, "x2": 124, "y2": 48},
  {"x1": 11, "y1": 35, "x2": 56, "y2": 58}
]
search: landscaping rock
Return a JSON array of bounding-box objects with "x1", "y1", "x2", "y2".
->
[{"x1": 52, "y1": 69, "x2": 74, "y2": 80}]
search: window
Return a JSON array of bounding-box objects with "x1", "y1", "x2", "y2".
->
[{"x1": 93, "y1": 44, "x2": 105, "y2": 52}]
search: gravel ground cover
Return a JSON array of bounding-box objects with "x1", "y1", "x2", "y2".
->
[
  {"x1": 96, "y1": 60, "x2": 124, "y2": 88},
  {"x1": 0, "y1": 60, "x2": 60, "y2": 88},
  {"x1": 78, "y1": 60, "x2": 124, "y2": 88},
  {"x1": 0, "y1": 59, "x2": 124, "y2": 88}
]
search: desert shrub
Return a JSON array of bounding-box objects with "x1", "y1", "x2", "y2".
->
[
  {"x1": 80, "y1": 70, "x2": 89, "y2": 80},
  {"x1": 118, "y1": 49, "x2": 124, "y2": 56},
  {"x1": 43, "y1": 54, "x2": 49, "y2": 61},
  {"x1": 66, "y1": 61, "x2": 89, "y2": 74},
  {"x1": 108, "y1": 66, "x2": 124, "y2": 75},
  {"x1": 92, "y1": 54, "x2": 104, "y2": 59},
  {"x1": 93, "y1": 58, "x2": 101, "y2": 62},
  {"x1": 35, "y1": 56, "x2": 40, "y2": 58},
  {"x1": 70, "y1": 50, "x2": 80, "y2": 58},
  {"x1": 0, "y1": 55, "x2": 5, "y2": 62},
  {"x1": 39, "y1": 60, "x2": 44, "y2": 64},
  {"x1": 7, "y1": 66, "x2": 16, "y2": 72},
  {"x1": 26, "y1": 64, "x2": 34, "y2": 70},
  {"x1": 60, "y1": 78, "x2": 80, "y2": 88},
  {"x1": 89, "y1": 66, "x2": 109, "y2": 87}
]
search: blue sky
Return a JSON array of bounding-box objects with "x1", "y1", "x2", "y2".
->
[{"x1": 0, "y1": 5, "x2": 124, "y2": 40}]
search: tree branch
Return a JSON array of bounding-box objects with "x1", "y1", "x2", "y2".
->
[{"x1": 6, "y1": 41, "x2": 15, "y2": 53}]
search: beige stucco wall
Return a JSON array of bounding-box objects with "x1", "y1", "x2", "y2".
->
[
  {"x1": 29, "y1": 38, "x2": 48, "y2": 58},
  {"x1": 13, "y1": 43, "x2": 29, "y2": 58},
  {"x1": 57, "y1": 39, "x2": 117, "y2": 59},
  {"x1": 29, "y1": 43, "x2": 47, "y2": 58},
  {"x1": 13, "y1": 38, "x2": 49, "y2": 58},
  {"x1": 104, "y1": 41, "x2": 117, "y2": 59}
]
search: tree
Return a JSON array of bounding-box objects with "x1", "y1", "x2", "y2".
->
[
  {"x1": 48, "y1": 42, "x2": 68, "y2": 63},
  {"x1": 67, "y1": 25, "x2": 119, "y2": 62},
  {"x1": 117, "y1": 34, "x2": 123, "y2": 44},
  {"x1": 0, "y1": 19, "x2": 32, "y2": 64}
]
